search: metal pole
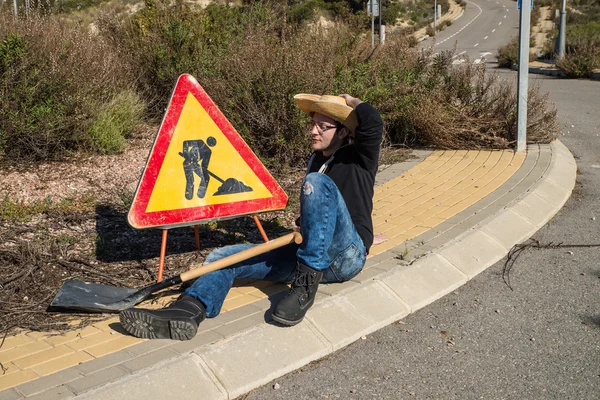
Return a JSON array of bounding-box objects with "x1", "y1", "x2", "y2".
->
[
  {"x1": 434, "y1": 0, "x2": 437, "y2": 34},
  {"x1": 371, "y1": 0, "x2": 375, "y2": 51},
  {"x1": 378, "y1": 2, "x2": 382, "y2": 45},
  {"x1": 558, "y1": 0, "x2": 566, "y2": 59},
  {"x1": 13, "y1": 0, "x2": 18, "y2": 17},
  {"x1": 516, "y1": 0, "x2": 531, "y2": 153}
]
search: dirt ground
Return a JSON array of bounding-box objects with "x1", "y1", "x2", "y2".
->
[{"x1": 0, "y1": 124, "x2": 411, "y2": 337}]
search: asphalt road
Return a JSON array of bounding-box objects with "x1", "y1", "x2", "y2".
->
[
  {"x1": 243, "y1": 10, "x2": 600, "y2": 400},
  {"x1": 422, "y1": 0, "x2": 519, "y2": 64}
]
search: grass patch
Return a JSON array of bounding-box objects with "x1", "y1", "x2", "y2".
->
[
  {"x1": 0, "y1": 194, "x2": 96, "y2": 224},
  {"x1": 87, "y1": 90, "x2": 145, "y2": 154}
]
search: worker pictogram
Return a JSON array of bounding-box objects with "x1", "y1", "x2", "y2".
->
[{"x1": 128, "y1": 74, "x2": 288, "y2": 229}]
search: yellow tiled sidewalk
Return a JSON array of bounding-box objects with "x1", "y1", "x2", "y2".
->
[{"x1": 0, "y1": 149, "x2": 524, "y2": 392}]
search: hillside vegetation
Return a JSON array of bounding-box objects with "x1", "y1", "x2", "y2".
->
[{"x1": 1, "y1": 0, "x2": 557, "y2": 168}]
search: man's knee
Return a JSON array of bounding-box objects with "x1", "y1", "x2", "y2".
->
[
  {"x1": 302, "y1": 173, "x2": 334, "y2": 196},
  {"x1": 204, "y1": 247, "x2": 231, "y2": 264}
]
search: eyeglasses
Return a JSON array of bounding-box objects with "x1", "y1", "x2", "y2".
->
[{"x1": 308, "y1": 121, "x2": 338, "y2": 132}]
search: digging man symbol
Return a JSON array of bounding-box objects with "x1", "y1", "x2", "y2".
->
[
  {"x1": 179, "y1": 136, "x2": 254, "y2": 199},
  {"x1": 179, "y1": 137, "x2": 216, "y2": 200}
]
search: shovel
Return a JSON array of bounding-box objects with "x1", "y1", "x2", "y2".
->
[{"x1": 49, "y1": 232, "x2": 302, "y2": 313}]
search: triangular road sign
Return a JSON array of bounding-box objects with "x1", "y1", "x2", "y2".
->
[{"x1": 128, "y1": 74, "x2": 288, "y2": 229}]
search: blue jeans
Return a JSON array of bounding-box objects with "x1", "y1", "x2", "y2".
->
[{"x1": 184, "y1": 173, "x2": 367, "y2": 318}]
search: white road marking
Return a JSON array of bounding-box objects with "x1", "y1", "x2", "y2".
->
[
  {"x1": 499, "y1": 22, "x2": 502, "y2": 25},
  {"x1": 452, "y1": 59, "x2": 466, "y2": 65},
  {"x1": 480, "y1": 52, "x2": 493, "y2": 57},
  {"x1": 484, "y1": 36, "x2": 488, "y2": 40},
  {"x1": 474, "y1": 59, "x2": 482, "y2": 64},
  {"x1": 433, "y1": 0, "x2": 483, "y2": 48},
  {"x1": 492, "y1": 29, "x2": 496, "y2": 32},
  {"x1": 459, "y1": 51, "x2": 467, "y2": 55},
  {"x1": 504, "y1": 15, "x2": 507, "y2": 18},
  {"x1": 474, "y1": 43, "x2": 479, "y2": 47}
]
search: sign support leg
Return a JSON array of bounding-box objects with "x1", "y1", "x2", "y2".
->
[
  {"x1": 158, "y1": 230, "x2": 168, "y2": 282},
  {"x1": 252, "y1": 216, "x2": 269, "y2": 242}
]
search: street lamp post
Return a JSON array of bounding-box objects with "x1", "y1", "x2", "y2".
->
[
  {"x1": 558, "y1": 0, "x2": 567, "y2": 59},
  {"x1": 516, "y1": 0, "x2": 532, "y2": 152},
  {"x1": 434, "y1": 0, "x2": 437, "y2": 34}
]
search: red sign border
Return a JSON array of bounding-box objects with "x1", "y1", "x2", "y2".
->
[{"x1": 128, "y1": 74, "x2": 288, "y2": 229}]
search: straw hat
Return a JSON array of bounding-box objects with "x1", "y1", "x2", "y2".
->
[{"x1": 294, "y1": 94, "x2": 358, "y2": 134}]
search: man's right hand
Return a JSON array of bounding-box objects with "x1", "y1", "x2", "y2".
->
[{"x1": 339, "y1": 94, "x2": 363, "y2": 109}]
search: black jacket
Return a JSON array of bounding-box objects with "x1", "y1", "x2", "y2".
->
[{"x1": 307, "y1": 102, "x2": 383, "y2": 251}]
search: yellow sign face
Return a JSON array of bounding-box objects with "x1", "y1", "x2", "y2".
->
[
  {"x1": 146, "y1": 93, "x2": 271, "y2": 213},
  {"x1": 127, "y1": 74, "x2": 288, "y2": 229}
]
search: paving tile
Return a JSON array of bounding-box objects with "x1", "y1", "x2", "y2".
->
[
  {"x1": 31, "y1": 352, "x2": 93, "y2": 377},
  {"x1": 546, "y1": 157, "x2": 577, "y2": 191},
  {"x1": 510, "y1": 192, "x2": 560, "y2": 228},
  {"x1": 123, "y1": 338, "x2": 173, "y2": 357},
  {"x1": 0, "y1": 341, "x2": 52, "y2": 363},
  {"x1": 90, "y1": 318, "x2": 120, "y2": 332},
  {"x1": 307, "y1": 281, "x2": 409, "y2": 351},
  {"x1": 16, "y1": 368, "x2": 82, "y2": 397},
  {"x1": 0, "y1": 388, "x2": 22, "y2": 400},
  {"x1": 373, "y1": 258, "x2": 401, "y2": 272},
  {"x1": 168, "y1": 330, "x2": 224, "y2": 355},
  {"x1": 0, "y1": 335, "x2": 33, "y2": 352},
  {"x1": 66, "y1": 365, "x2": 130, "y2": 395},
  {"x1": 437, "y1": 230, "x2": 508, "y2": 279},
  {"x1": 381, "y1": 254, "x2": 467, "y2": 312},
  {"x1": 74, "y1": 350, "x2": 134, "y2": 376},
  {"x1": 317, "y1": 280, "x2": 360, "y2": 296},
  {"x1": 198, "y1": 321, "x2": 330, "y2": 399},
  {"x1": 350, "y1": 266, "x2": 386, "y2": 283},
  {"x1": 0, "y1": 370, "x2": 38, "y2": 392},
  {"x1": 243, "y1": 298, "x2": 272, "y2": 312},
  {"x1": 215, "y1": 303, "x2": 262, "y2": 324},
  {"x1": 82, "y1": 336, "x2": 142, "y2": 358},
  {"x1": 480, "y1": 209, "x2": 539, "y2": 249},
  {"x1": 42, "y1": 326, "x2": 103, "y2": 347},
  {"x1": 121, "y1": 348, "x2": 178, "y2": 373},
  {"x1": 64, "y1": 331, "x2": 117, "y2": 352},
  {"x1": 12, "y1": 345, "x2": 74, "y2": 369},
  {"x1": 74, "y1": 355, "x2": 226, "y2": 400},
  {"x1": 25, "y1": 386, "x2": 75, "y2": 400},
  {"x1": 213, "y1": 314, "x2": 264, "y2": 338}
]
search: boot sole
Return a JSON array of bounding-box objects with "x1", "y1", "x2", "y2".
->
[
  {"x1": 271, "y1": 313, "x2": 304, "y2": 326},
  {"x1": 120, "y1": 309, "x2": 197, "y2": 341}
]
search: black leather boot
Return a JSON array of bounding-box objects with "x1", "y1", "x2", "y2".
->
[
  {"x1": 120, "y1": 296, "x2": 206, "y2": 340},
  {"x1": 272, "y1": 263, "x2": 323, "y2": 326}
]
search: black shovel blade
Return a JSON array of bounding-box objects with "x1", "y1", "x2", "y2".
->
[{"x1": 48, "y1": 280, "x2": 151, "y2": 313}]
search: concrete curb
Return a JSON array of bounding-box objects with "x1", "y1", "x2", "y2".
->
[
  {"x1": 511, "y1": 63, "x2": 600, "y2": 80},
  {"x1": 60, "y1": 141, "x2": 575, "y2": 400},
  {"x1": 3, "y1": 142, "x2": 575, "y2": 400}
]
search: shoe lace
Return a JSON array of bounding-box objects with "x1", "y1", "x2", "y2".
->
[{"x1": 291, "y1": 269, "x2": 316, "y2": 294}]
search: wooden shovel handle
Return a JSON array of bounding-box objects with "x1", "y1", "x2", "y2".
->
[{"x1": 180, "y1": 232, "x2": 303, "y2": 282}]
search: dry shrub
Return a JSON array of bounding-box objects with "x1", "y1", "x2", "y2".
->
[
  {"x1": 409, "y1": 60, "x2": 557, "y2": 148},
  {"x1": 0, "y1": 9, "x2": 139, "y2": 161}
]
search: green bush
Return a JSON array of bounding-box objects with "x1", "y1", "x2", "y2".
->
[
  {"x1": 87, "y1": 90, "x2": 145, "y2": 154},
  {"x1": 0, "y1": 1, "x2": 559, "y2": 168},
  {"x1": 0, "y1": 10, "x2": 139, "y2": 161},
  {"x1": 556, "y1": 21, "x2": 600, "y2": 77},
  {"x1": 497, "y1": 36, "x2": 535, "y2": 67}
]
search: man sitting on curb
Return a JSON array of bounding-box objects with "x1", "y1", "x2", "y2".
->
[{"x1": 119, "y1": 93, "x2": 383, "y2": 340}]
